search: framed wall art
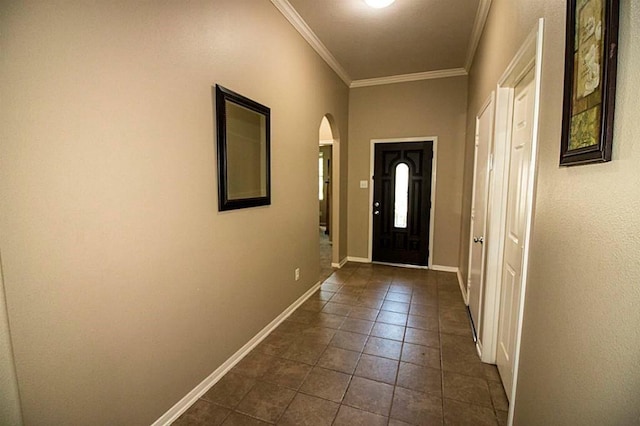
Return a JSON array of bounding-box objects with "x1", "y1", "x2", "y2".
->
[
  {"x1": 560, "y1": 0, "x2": 619, "y2": 166},
  {"x1": 215, "y1": 85, "x2": 271, "y2": 211}
]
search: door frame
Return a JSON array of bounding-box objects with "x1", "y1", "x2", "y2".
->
[
  {"x1": 483, "y1": 19, "x2": 544, "y2": 423},
  {"x1": 466, "y1": 91, "x2": 495, "y2": 342},
  {"x1": 366, "y1": 137, "x2": 438, "y2": 268}
]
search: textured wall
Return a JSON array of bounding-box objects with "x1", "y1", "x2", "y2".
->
[
  {"x1": 463, "y1": 0, "x2": 640, "y2": 423},
  {"x1": 0, "y1": 1, "x2": 348, "y2": 424},
  {"x1": 347, "y1": 77, "x2": 468, "y2": 267}
]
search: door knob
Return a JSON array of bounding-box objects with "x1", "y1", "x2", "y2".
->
[
  {"x1": 473, "y1": 236, "x2": 484, "y2": 244},
  {"x1": 374, "y1": 201, "x2": 380, "y2": 207},
  {"x1": 374, "y1": 210, "x2": 380, "y2": 215}
]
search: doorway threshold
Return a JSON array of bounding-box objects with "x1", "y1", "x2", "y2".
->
[{"x1": 371, "y1": 261, "x2": 429, "y2": 270}]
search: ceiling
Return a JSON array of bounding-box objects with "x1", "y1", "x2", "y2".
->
[{"x1": 272, "y1": 0, "x2": 491, "y2": 87}]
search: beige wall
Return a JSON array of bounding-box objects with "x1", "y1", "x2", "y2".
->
[
  {"x1": 348, "y1": 78, "x2": 468, "y2": 267},
  {"x1": 0, "y1": 1, "x2": 348, "y2": 424},
  {"x1": 462, "y1": 0, "x2": 640, "y2": 423}
]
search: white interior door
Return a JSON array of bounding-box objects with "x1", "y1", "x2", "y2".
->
[
  {"x1": 467, "y1": 95, "x2": 494, "y2": 342},
  {"x1": 496, "y1": 68, "x2": 535, "y2": 399}
]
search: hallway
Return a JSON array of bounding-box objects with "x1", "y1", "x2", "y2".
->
[{"x1": 174, "y1": 263, "x2": 508, "y2": 425}]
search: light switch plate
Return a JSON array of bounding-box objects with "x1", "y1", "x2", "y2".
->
[{"x1": 359, "y1": 180, "x2": 368, "y2": 189}]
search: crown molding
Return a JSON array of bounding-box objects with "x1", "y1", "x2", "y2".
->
[
  {"x1": 350, "y1": 68, "x2": 468, "y2": 88},
  {"x1": 271, "y1": 0, "x2": 352, "y2": 86},
  {"x1": 464, "y1": 0, "x2": 493, "y2": 71}
]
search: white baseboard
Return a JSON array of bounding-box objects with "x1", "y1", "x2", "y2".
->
[
  {"x1": 151, "y1": 280, "x2": 323, "y2": 426},
  {"x1": 430, "y1": 264, "x2": 459, "y2": 273},
  {"x1": 346, "y1": 256, "x2": 370, "y2": 264},
  {"x1": 331, "y1": 257, "x2": 349, "y2": 268}
]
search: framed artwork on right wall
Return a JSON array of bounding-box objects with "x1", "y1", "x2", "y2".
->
[{"x1": 560, "y1": 0, "x2": 620, "y2": 166}]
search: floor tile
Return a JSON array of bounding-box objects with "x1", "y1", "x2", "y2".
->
[
  {"x1": 389, "y1": 284, "x2": 413, "y2": 294},
  {"x1": 299, "y1": 299, "x2": 327, "y2": 312},
  {"x1": 388, "y1": 419, "x2": 413, "y2": 426},
  {"x1": 321, "y1": 282, "x2": 342, "y2": 292},
  {"x1": 405, "y1": 327, "x2": 440, "y2": 348},
  {"x1": 365, "y1": 282, "x2": 390, "y2": 292},
  {"x1": 299, "y1": 366, "x2": 351, "y2": 402},
  {"x1": 409, "y1": 302, "x2": 438, "y2": 317},
  {"x1": 339, "y1": 317, "x2": 374, "y2": 335},
  {"x1": 332, "y1": 293, "x2": 360, "y2": 305},
  {"x1": 357, "y1": 297, "x2": 384, "y2": 309},
  {"x1": 173, "y1": 399, "x2": 230, "y2": 426},
  {"x1": 235, "y1": 381, "x2": 295, "y2": 423},
  {"x1": 330, "y1": 330, "x2": 368, "y2": 352},
  {"x1": 385, "y1": 292, "x2": 412, "y2": 303},
  {"x1": 354, "y1": 353, "x2": 399, "y2": 385},
  {"x1": 278, "y1": 393, "x2": 339, "y2": 426},
  {"x1": 202, "y1": 372, "x2": 255, "y2": 408},
  {"x1": 179, "y1": 263, "x2": 505, "y2": 426},
  {"x1": 312, "y1": 312, "x2": 346, "y2": 329},
  {"x1": 317, "y1": 346, "x2": 360, "y2": 374},
  {"x1": 376, "y1": 310, "x2": 408, "y2": 326},
  {"x1": 343, "y1": 376, "x2": 394, "y2": 416},
  {"x1": 440, "y1": 334, "x2": 486, "y2": 378},
  {"x1": 299, "y1": 326, "x2": 336, "y2": 345},
  {"x1": 348, "y1": 306, "x2": 380, "y2": 321},
  {"x1": 443, "y1": 398, "x2": 498, "y2": 426},
  {"x1": 381, "y1": 300, "x2": 411, "y2": 314},
  {"x1": 443, "y1": 371, "x2": 492, "y2": 407},
  {"x1": 254, "y1": 332, "x2": 293, "y2": 357},
  {"x1": 333, "y1": 404, "x2": 388, "y2": 426},
  {"x1": 396, "y1": 362, "x2": 442, "y2": 396},
  {"x1": 370, "y1": 322, "x2": 406, "y2": 341},
  {"x1": 275, "y1": 320, "x2": 307, "y2": 336},
  {"x1": 390, "y1": 387, "x2": 443, "y2": 425},
  {"x1": 261, "y1": 357, "x2": 311, "y2": 390},
  {"x1": 280, "y1": 341, "x2": 327, "y2": 365},
  {"x1": 231, "y1": 351, "x2": 275, "y2": 379},
  {"x1": 363, "y1": 336, "x2": 403, "y2": 360},
  {"x1": 483, "y1": 363, "x2": 502, "y2": 383},
  {"x1": 287, "y1": 309, "x2": 319, "y2": 325},
  {"x1": 322, "y1": 302, "x2": 352, "y2": 316},
  {"x1": 310, "y1": 290, "x2": 335, "y2": 301},
  {"x1": 221, "y1": 412, "x2": 269, "y2": 425},
  {"x1": 407, "y1": 314, "x2": 439, "y2": 331},
  {"x1": 401, "y1": 342, "x2": 441, "y2": 370},
  {"x1": 496, "y1": 409, "x2": 509, "y2": 426},
  {"x1": 488, "y1": 381, "x2": 509, "y2": 411}
]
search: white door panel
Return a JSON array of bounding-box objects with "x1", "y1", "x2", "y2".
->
[
  {"x1": 467, "y1": 94, "x2": 494, "y2": 344},
  {"x1": 496, "y1": 68, "x2": 535, "y2": 399}
]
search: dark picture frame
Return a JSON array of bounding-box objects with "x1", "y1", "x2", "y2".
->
[
  {"x1": 215, "y1": 85, "x2": 271, "y2": 211},
  {"x1": 560, "y1": 0, "x2": 619, "y2": 166}
]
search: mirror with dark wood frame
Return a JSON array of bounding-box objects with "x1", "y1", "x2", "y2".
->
[{"x1": 215, "y1": 85, "x2": 271, "y2": 211}]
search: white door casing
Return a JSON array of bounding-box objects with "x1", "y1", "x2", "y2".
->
[
  {"x1": 496, "y1": 67, "x2": 535, "y2": 399},
  {"x1": 467, "y1": 92, "x2": 495, "y2": 350}
]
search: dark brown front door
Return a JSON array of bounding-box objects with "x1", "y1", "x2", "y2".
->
[{"x1": 372, "y1": 141, "x2": 433, "y2": 266}]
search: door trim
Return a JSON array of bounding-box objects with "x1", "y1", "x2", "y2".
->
[
  {"x1": 485, "y1": 19, "x2": 544, "y2": 424},
  {"x1": 367, "y1": 137, "x2": 438, "y2": 267}
]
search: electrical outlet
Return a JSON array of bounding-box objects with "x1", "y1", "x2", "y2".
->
[{"x1": 294, "y1": 268, "x2": 300, "y2": 281}]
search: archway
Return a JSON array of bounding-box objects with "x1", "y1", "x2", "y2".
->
[{"x1": 318, "y1": 114, "x2": 340, "y2": 279}]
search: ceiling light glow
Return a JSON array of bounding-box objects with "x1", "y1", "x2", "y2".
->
[{"x1": 365, "y1": 0, "x2": 395, "y2": 8}]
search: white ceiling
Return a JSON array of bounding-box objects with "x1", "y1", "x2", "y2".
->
[{"x1": 272, "y1": 0, "x2": 491, "y2": 87}]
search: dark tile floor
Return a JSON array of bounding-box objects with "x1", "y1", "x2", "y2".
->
[
  {"x1": 319, "y1": 226, "x2": 333, "y2": 282},
  {"x1": 174, "y1": 263, "x2": 509, "y2": 425}
]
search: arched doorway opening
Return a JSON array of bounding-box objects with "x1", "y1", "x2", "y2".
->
[{"x1": 318, "y1": 115, "x2": 340, "y2": 280}]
